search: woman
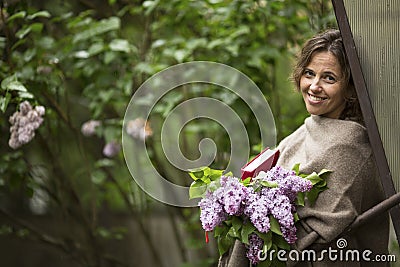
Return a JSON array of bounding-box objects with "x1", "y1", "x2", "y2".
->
[{"x1": 219, "y1": 29, "x2": 389, "y2": 266}]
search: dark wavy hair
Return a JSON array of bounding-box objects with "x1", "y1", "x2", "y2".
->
[{"x1": 291, "y1": 29, "x2": 363, "y2": 123}]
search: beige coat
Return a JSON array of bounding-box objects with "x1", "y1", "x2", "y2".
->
[{"x1": 218, "y1": 115, "x2": 389, "y2": 267}]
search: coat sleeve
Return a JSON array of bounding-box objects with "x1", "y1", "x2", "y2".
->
[{"x1": 295, "y1": 144, "x2": 375, "y2": 247}]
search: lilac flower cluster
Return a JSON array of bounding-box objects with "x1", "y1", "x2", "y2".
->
[
  {"x1": 9, "y1": 101, "x2": 45, "y2": 149},
  {"x1": 103, "y1": 140, "x2": 121, "y2": 158},
  {"x1": 246, "y1": 234, "x2": 264, "y2": 265},
  {"x1": 217, "y1": 176, "x2": 250, "y2": 215},
  {"x1": 198, "y1": 176, "x2": 250, "y2": 231},
  {"x1": 258, "y1": 166, "x2": 313, "y2": 203},
  {"x1": 251, "y1": 166, "x2": 312, "y2": 244},
  {"x1": 198, "y1": 166, "x2": 312, "y2": 264},
  {"x1": 126, "y1": 118, "x2": 153, "y2": 141},
  {"x1": 81, "y1": 120, "x2": 101, "y2": 136},
  {"x1": 244, "y1": 190, "x2": 271, "y2": 233},
  {"x1": 199, "y1": 190, "x2": 226, "y2": 231}
]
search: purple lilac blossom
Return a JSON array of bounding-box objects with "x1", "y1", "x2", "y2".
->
[
  {"x1": 199, "y1": 191, "x2": 226, "y2": 231},
  {"x1": 9, "y1": 101, "x2": 45, "y2": 149},
  {"x1": 102, "y1": 141, "x2": 121, "y2": 157},
  {"x1": 262, "y1": 187, "x2": 297, "y2": 244},
  {"x1": 248, "y1": 166, "x2": 312, "y2": 244},
  {"x1": 126, "y1": 118, "x2": 153, "y2": 140},
  {"x1": 258, "y1": 166, "x2": 312, "y2": 203},
  {"x1": 216, "y1": 176, "x2": 250, "y2": 215},
  {"x1": 244, "y1": 192, "x2": 271, "y2": 233},
  {"x1": 278, "y1": 175, "x2": 312, "y2": 202},
  {"x1": 81, "y1": 120, "x2": 101, "y2": 136},
  {"x1": 246, "y1": 233, "x2": 264, "y2": 265},
  {"x1": 198, "y1": 165, "x2": 313, "y2": 261},
  {"x1": 198, "y1": 176, "x2": 249, "y2": 231}
]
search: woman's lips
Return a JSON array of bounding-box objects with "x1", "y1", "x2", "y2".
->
[{"x1": 307, "y1": 93, "x2": 327, "y2": 104}]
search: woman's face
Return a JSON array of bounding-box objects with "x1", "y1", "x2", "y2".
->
[{"x1": 300, "y1": 51, "x2": 346, "y2": 119}]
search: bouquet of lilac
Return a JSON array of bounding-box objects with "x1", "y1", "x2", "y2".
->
[{"x1": 189, "y1": 164, "x2": 330, "y2": 266}]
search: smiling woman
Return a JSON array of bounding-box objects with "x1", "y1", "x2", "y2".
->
[
  {"x1": 292, "y1": 29, "x2": 362, "y2": 123},
  {"x1": 218, "y1": 29, "x2": 389, "y2": 267}
]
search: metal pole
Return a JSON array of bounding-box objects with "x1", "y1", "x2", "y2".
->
[
  {"x1": 347, "y1": 192, "x2": 400, "y2": 232},
  {"x1": 332, "y1": 0, "x2": 400, "y2": 245}
]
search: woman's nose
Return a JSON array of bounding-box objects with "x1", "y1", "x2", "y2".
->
[{"x1": 309, "y1": 78, "x2": 322, "y2": 92}]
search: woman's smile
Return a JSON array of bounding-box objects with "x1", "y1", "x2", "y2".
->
[{"x1": 307, "y1": 93, "x2": 328, "y2": 103}]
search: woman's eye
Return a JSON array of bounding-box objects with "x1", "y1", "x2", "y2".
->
[
  {"x1": 325, "y1": 75, "x2": 336, "y2": 82},
  {"x1": 303, "y1": 70, "x2": 314, "y2": 77}
]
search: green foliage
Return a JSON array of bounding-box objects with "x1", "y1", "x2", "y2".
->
[
  {"x1": 0, "y1": 0, "x2": 336, "y2": 266},
  {"x1": 292, "y1": 163, "x2": 331, "y2": 206},
  {"x1": 189, "y1": 166, "x2": 225, "y2": 199}
]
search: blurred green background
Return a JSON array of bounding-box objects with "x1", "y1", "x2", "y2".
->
[{"x1": 0, "y1": 0, "x2": 398, "y2": 266}]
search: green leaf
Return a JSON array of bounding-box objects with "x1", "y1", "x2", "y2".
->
[
  {"x1": 103, "y1": 126, "x2": 120, "y2": 143},
  {"x1": 88, "y1": 42, "x2": 105, "y2": 56},
  {"x1": 318, "y1": 169, "x2": 332, "y2": 177},
  {"x1": 272, "y1": 233, "x2": 290, "y2": 250},
  {"x1": 189, "y1": 180, "x2": 207, "y2": 199},
  {"x1": 304, "y1": 172, "x2": 322, "y2": 185},
  {"x1": 1, "y1": 76, "x2": 19, "y2": 89},
  {"x1": 16, "y1": 26, "x2": 32, "y2": 39},
  {"x1": 231, "y1": 216, "x2": 242, "y2": 234},
  {"x1": 224, "y1": 171, "x2": 233, "y2": 177},
  {"x1": 241, "y1": 223, "x2": 255, "y2": 245},
  {"x1": 91, "y1": 169, "x2": 107, "y2": 185},
  {"x1": 73, "y1": 17, "x2": 121, "y2": 43},
  {"x1": 214, "y1": 225, "x2": 228, "y2": 237},
  {"x1": 302, "y1": 168, "x2": 330, "y2": 205},
  {"x1": 95, "y1": 159, "x2": 115, "y2": 168},
  {"x1": 0, "y1": 92, "x2": 11, "y2": 113},
  {"x1": 207, "y1": 38, "x2": 226, "y2": 49},
  {"x1": 259, "y1": 231, "x2": 273, "y2": 250},
  {"x1": 30, "y1": 23, "x2": 44, "y2": 33},
  {"x1": 241, "y1": 177, "x2": 251, "y2": 187},
  {"x1": 269, "y1": 216, "x2": 282, "y2": 235},
  {"x1": 18, "y1": 91, "x2": 34, "y2": 99},
  {"x1": 27, "y1": 11, "x2": 51, "y2": 20},
  {"x1": 261, "y1": 180, "x2": 278, "y2": 188},
  {"x1": 227, "y1": 225, "x2": 240, "y2": 238},
  {"x1": 143, "y1": 0, "x2": 160, "y2": 16},
  {"x1": 4, "y1": 80, "x2": 28, "y2": 92},
  {"x1": 209, "y1": 169, "x2": 224, "y2": 181},
  {"x1": 292, "y1": 163, "x2": 300, "y2": 175},
  {"x1": 217, "y1": 233, "x2": 235, "y2": 256},
  {"x1": 229, "y1": 25, "x2": 250, "y2": 39},
  {"x1": 109, "y1": 39, "x2": 133, "y2": 53},
  {"x1": 296, "y1": 192, "x2": 305, "y2": 206},
  {"x1": 188, "y1": 167, "x2": 206, "y2": 180},
  {"x1": 74, "y1": 50, "x2": 90, "y2": 59},
  {"x1": 7, "y1": 11, "x2": 26, "y2": 23},
  {"x1": 173, "y1": 49, "x2": 188, "y2": 63},
  {"x1": 11, "y1": 39, "x2": 26, "y2": 50},
  {"x1": 306, "y1": 188, "x2": 322, "y2": 205}
]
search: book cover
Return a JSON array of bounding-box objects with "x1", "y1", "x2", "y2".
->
[{"x1": 241, "y1": 148, "x2": 280, "y2": 180}]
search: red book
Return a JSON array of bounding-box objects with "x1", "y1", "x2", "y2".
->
[{"x1": 241, "y1": 148, "x2": 280, "y2": 180}]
